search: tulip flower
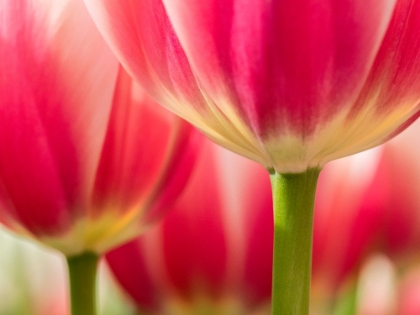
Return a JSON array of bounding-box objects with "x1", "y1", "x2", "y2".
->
[
  {"x1": 312, "y1": 120, "x2": 420, "y2": 313},
  {"x1": 311, "y1": 149, "x2": 385, "y2": 313},
  {"x1": 0, "y1": 0, "x2": 198, "y2": 314},
  {"x1": 84, "y1": 0, "x2": 420, "y2": 313},
  {"x1": 106, "y1": 139, "x2": 273, "y2": 315}
]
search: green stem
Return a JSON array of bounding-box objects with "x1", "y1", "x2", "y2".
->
[
  {"x1": 67, "y1": 252, "x2": 99, "y2": 315},
  {"x1": 270, "y1": 168, "x2": 321, "y2": 315},
  {"x1": 332, "y1": 279, "x2": 358, "y2": 315}
]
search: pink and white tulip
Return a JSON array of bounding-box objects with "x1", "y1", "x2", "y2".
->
[
  {"x1": 85, "y1": 0, "x2": 420, "y2": 173},
  {"x1": 0, "y1": 0, "x2": 198, "y2": 256},
  {"x1": 312, "y1": 120, "x2": 420, "y2": 305},
  {"x1": 106, "y1": 139, "x2": 273, "y2": 315}
]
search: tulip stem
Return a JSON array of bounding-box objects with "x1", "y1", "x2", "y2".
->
[
  {"x1": 67, "y1": 252, "x2": 99, "y2": 315},
  {"x1": 270, "y1": 168, "x2": 320, "y2": 315}
]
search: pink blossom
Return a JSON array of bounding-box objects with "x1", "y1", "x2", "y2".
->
[
  {"x1": 106, "y1": 139, "x2": 273, "y2": 314},
  {"x1": 85, "y1": 0, "x2": 420, "y2": 173},
  {"x1": 0, "y1": 0, "x2": 198, "y2": 255},
  {"x1": 313, "y1": 121, "x2": 420, "y2": 296}
]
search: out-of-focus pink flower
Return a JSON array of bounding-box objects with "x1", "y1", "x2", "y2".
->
[
  {"x1": 85, "y1": 0, "x2": 420, "y2": 173},
  {"x1": 106, "y1": 139, "x2": 273, "y2": 315},
  {"x1": 312, "y1": 119, "x2": 420, "y2": 297},
  {"x1": 312, "y1": 148, "x2": 384, "y2": 294},
  {"x1": 0, "y1": 0, "x2": 198, "y2": 256}
]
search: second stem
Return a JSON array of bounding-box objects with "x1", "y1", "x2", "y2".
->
[{"x1": 67, "y1": 252, "x2": 99, "y2": 315}]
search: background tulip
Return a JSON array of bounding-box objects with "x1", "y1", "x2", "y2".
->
[
  {"x1": 106, "y1": 139, "x2": 273, "y2": 315},
  {"x1": 311, "y1": 148, "x2": 385, "y2": 308},
  {"x1": 0, "y1": 1, "x2": 199, "y2": 314},
  {"x1": 312, "y1": 119, "x2": 420, "y2": 314},
  {"x1": 0, "y1": 0, "x2": 197, "y2": 259}
]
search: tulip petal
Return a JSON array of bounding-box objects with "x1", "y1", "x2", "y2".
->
[
  {"x1": 82, "y1": 67, "x2": 198, "y2": 253},
  {"x1": 92, "y1": 68, "x2": 176, "y2": 217},
  {"x1": 106, "y1": 140, "x2": 274, "y2": 313},
  {"x1": 85, "y1": 0, "x2": 275, "y2": 168},
  {"x1": 0, "y1": 0, "x2": 117, "y2": 235},
  {"x1": 163, "y1": 0, "x2": 397, "y2": 137}
]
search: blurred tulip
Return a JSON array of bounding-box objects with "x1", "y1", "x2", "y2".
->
[
  {"x1": 85, "y1": 0, "x2": 420, "y2": 173},
  {"x1": 311, "y1": 119, "x2": 420, "y2": 310},
  {"x1": 376, "y1": 120, "x2": 420, "y2": 262},
  {"x1": 356, "y1": 254, "x2": 397, "y2": 315},
  {"x1": 0, "y1": 0, "x2": 198, "y2": 256},
  {"x1": 106, "y1": 139, "x2": 273, "y2": 315},
  {"x1": 312, "y1": 148, "x2": 383, "y2": 298}
]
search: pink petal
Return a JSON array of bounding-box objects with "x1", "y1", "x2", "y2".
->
[
  {"x1": 84, "y1": 0, "x2": 206, "y2": 114},
  {"x1": 106, "y1": 139, "x2": 274, "y2": 312},
  {"x1": 352, "y1": 0, "x2": 420, "y2": 117},
  {"x1": 92, "y1": 66, "x2": 198, "y2": 225},
  {"x1": 163, "y1": 0, "x2": 397, "y2": 137},
  {"x1": 0, "y1": 0, "x2": 117, "y2": 235}
]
